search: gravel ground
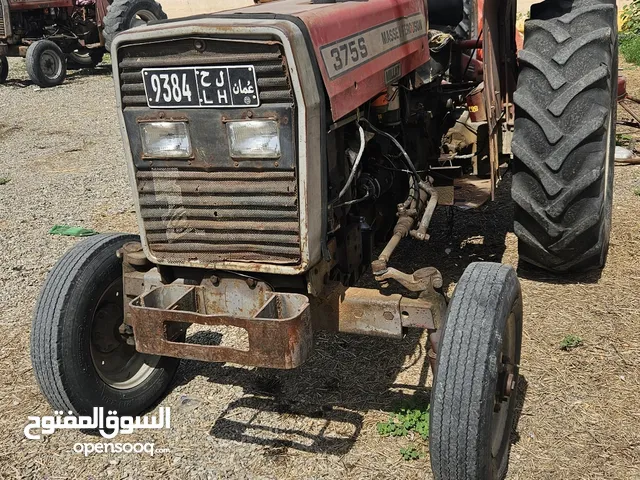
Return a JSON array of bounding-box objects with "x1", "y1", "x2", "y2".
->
[{"x1": 1, "y1": 55, "x2": 640, "y2": 479}]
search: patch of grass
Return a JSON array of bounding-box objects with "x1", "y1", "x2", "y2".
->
[
  {"x1": 400, "y1": 445, "x2": 424, "y2": 461},
  {"x1": 560, "y1": 334, "x2": 584, "y2": 351},
  {"x1": 620, "y1": 34, "x2": 640, "y2": 66},
  {"x1": 0, "y1": 177, "x2": 10, "y2": 185},
  {"x1": 377, "y1": 405, "x2": 430, "y2": 439},
  {"x1": 617, "y1": 133, "x2": 633, "y2": 146}
]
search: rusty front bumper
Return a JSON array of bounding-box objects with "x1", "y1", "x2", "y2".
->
[{"x1": 128, "y1": 284, "x2": 312, "y2": 369}]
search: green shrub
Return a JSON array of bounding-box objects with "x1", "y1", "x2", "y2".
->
[
  {"x1": 620, "y1": 34, "x2": 640, "y2": 65},
  {"x1": 621, "y1": 0, "x2": 640, "y2": 35}
]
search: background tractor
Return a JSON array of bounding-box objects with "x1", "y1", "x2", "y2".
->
[
  {"x1": 0, "y1": 0, "x2": 166, "y2": 86},
  {"x1": 29, "y1": 0, "x2": 618, "y2": 478}
]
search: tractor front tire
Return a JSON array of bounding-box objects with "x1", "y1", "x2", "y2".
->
[
  {"x1": 103, "y1": 0, "x2": 167, "y2": 52},
  {"x1": 429, "y1": 262, "x2": 522, "y2": 480},
  {"x1": 25, "y1": 40, "x2": 67, "y2": 88},
  {"x1": 31, "y1": 234, "x2": 180, "y2": 416},
  {"x1": 512, "y1": 0, "x2": 617, "y2": 273}
]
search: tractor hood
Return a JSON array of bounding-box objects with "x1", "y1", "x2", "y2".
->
[{"x1": 146, "y1": 0, "x2": 430, "y2": 121}]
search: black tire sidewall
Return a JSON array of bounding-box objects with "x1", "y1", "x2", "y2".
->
[
  {"x1": 0, "y1": 56, "x2": 8, "y2": 83},
  {"x1": 26, "y1": 40, "x2": 67, "y2": 87},
  {"x1": 35, "y1": 234, "x2": 179, "y2": 416},
  {"x1": 598, "y1": 19, "x2": 619, "y2": 269},
  {"x1": 104, "y1": 0, "x2": 167, "y2": 51},
  {"x1": 68, "y1": 49, "x2": 104, "y2": 69},
  {"x1": 119, "y1": 0, "x2": 166, "y2": 29}
]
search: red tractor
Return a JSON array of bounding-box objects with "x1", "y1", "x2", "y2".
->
[
  {"x1": 30, "y1": 0, "x2": 617, "y2": 478},
  {"x1": 0, "y1": 0, "x2": 166, "y2": 86}
]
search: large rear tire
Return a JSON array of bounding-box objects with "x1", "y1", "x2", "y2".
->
[
  {"x1": 455, "y1": 0, "x2": 478, "y2": 40},
  {"x1": 430, "y1": 262, "x2": 522, "y2": 480},
  {"x1": 512, "y1": 0, "x2": 617, "y2": 273},
  {"x1": 103, "y1": 0, "x2": 167, "y2": 52},
  {"x1": 31, "y1": 234, "x2": 180, "y2": 416}
]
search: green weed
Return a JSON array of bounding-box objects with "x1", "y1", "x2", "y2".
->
[
  {"x1": 560, "y1": 334, "x2": 583, "y2": 350},
  {"x1": 400, "y1": 445, "x2": 424, "y2": 461},
  {"x1": 377, "y1": 405, "x2": 430, "y2": 439}
]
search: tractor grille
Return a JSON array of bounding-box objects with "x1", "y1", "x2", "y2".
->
[
  {"x1": 117, "y1": 38, "x2": 301, "y2": 266},
  {"x1": 0, "y1": 3, "x2": 6, "y2": 38},
  {"x1": 117, "y1": 39, "x2": 293, "y2": 108},
  {"x1": 136, "y1": 169, "x2": 300, "y2": 264}
]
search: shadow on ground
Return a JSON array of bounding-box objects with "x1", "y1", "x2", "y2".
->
[
  {"x1": 167, "y1": 175, "x2": 521, "y2": 456},
  {"x1": 0, "y1": 64, "x2": 112, "y2": 89}
]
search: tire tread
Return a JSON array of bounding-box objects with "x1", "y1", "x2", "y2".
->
[{"x1": 512, "y1": 0, "x2": 617, "y2": 272}]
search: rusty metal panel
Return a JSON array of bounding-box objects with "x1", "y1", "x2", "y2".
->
[
  {"x1": 129, "y1": 285, "x2": 312, "y2": 369},
  {"x1": 135, "y1": 169, "x2": 301, "y2": 265},
  {"x1": 311, "y1": 283, "x2": 437, "y2": 338}
]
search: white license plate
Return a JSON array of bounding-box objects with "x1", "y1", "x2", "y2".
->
[{"x1": 141, "y1": 65, "x2": 260, "y2": 109}]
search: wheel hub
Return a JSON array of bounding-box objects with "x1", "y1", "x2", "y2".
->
[
  {"x1": 490, "y1": 313, "x2": 518, "y2": 458},
  {"x1": 89, "y1": 278, "x2": 159, "y2": 390},
  {"x1": 129, "y1": 9, "x2": 156, "y2": 29},
  {"x1": 40, "y1": 51, "x2": 61, "y2": 79},
  {"x1": 91, "y1": 304, "x2": 122, "y2": 353}
]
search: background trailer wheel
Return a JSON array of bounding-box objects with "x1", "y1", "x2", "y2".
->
[
  {"x1": 512, "y1": 0, "x2": 618, "y2": 273},
  {"x1": 430, "y1": 262, "x2": 522, "y2": 480},
  {"x1": 25, "y1": 40, "x2": 67, "y2": 88},
  {"x1": 31, "y1": 234, "x2": 180, "y2": 416}
]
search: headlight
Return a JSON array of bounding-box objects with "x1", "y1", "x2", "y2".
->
[
  {"x1": 140, "y1": 122, "x2": 192, "y2": 159},
  {"x1": 227, "y1": 121, "x2": 281, "y2": 159}
]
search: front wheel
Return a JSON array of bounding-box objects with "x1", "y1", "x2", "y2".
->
[
  {"x1": 25, "y1": 40, "x2": 67, "y2": 87},
  {"x1": 31, "y1": 233, "x2": 180, "y2": 416},
  {"x1": 429, "y1": 262, "x2": 522, "y2": 480}
]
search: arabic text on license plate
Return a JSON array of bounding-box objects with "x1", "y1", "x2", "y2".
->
[{"x1": 141, "y1": 66, "x2": 260, "y2": 109}]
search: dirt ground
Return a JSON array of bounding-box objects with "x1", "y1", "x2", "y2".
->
[{"x1": 1, "y1": 39, "x2": 640, "y2": 480}]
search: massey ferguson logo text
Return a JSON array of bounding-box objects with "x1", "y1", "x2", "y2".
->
[
  {"x1": 320, "y1": 13, "x2": 427, "y2": 79},
  {"x1": 381, "y1": 19, "x2": 425, "y2": 46}
]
